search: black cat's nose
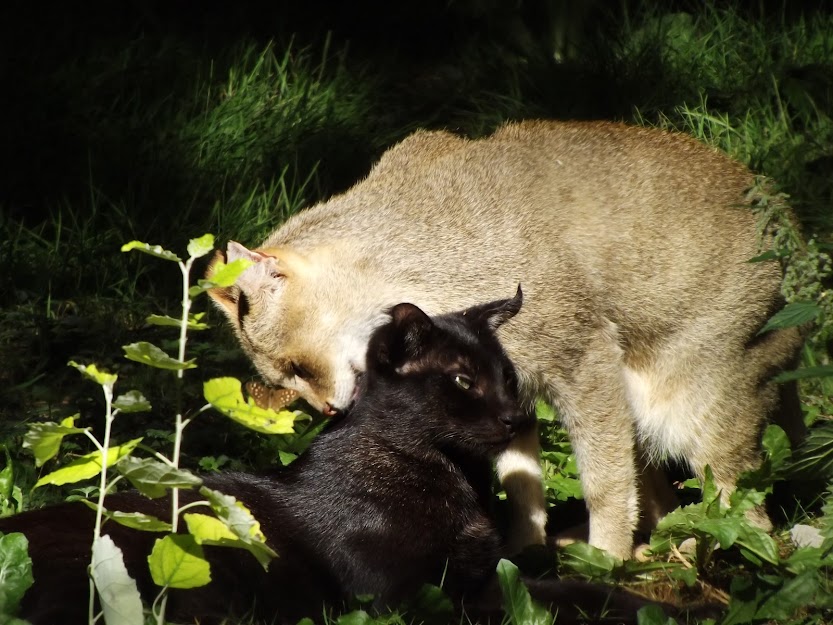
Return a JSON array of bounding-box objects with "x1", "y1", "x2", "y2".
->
[{"x1": 499, "y1": 412, "x2": 525, "y2": 431}]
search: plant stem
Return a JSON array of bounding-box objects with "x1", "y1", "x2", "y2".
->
[
  {"x1": 89, "y1": 381, "x2": 115, "y2": 625},
  {"x1": 156, "y1": 256, "x2": 195, "y2": 625}
]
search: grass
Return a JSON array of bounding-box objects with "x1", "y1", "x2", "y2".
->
[{"x1": 1, "y1": 1, "x2": 832, "y2": 623}]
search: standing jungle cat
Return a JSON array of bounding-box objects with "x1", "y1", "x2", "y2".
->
[{"x1": 208, "y1": 120, "x2": 804, "y2": 559}]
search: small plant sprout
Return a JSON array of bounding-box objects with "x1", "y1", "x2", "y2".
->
[{"x1": 20, "y1": 234, "x2": 304, "y2": 625}]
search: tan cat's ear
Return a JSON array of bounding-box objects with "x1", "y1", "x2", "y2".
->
[{"x1": 206, "y1": 241, "x2": 300, "y2": 321}]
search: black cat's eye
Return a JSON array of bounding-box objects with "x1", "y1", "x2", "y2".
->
[
  {"x1": 290, "y1": 361, "x2": 311, "y2": 380},
  {"x1": 452, "y1": 374, "x2": 473, "y2": 390}
]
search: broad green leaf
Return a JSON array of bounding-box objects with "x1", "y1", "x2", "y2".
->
[
  {"x1": 755, "y1": 571, "x2": 821, "y2": 620},
  {"x1": 204, "y1": 377, "x2": 296, "y2": 434},
  {"x1": 336, "y1": 611, "x2": 373, "y2": 625},
  {"x1": 123, "y1": 342, "x2": 196, "y2": 371},
  {"x1": 695, "y1": 517, "x2": 742, "y2": 549},
  {"x1": 68, "y1": 360, "x2": 117, "y2": 386},
  {"x1": 535, "y1": 400, "x2": 557, "y2": 422},
  {"x1": 722, "y1": 576, "x2": 760, "y2": 625},
  {"x1": 0, "y1": 449, "x2": 13, "y2": 500},
  {"x1": 116, "y1": 457, "x2": 202, "y2": 499},
  {"x1": 758, "y1": 301, "x2": 820, "y2": 334},
  {"x1": 187, "y1": 234, "x2": 215, "y2": 259},
  {"x1": 775, "y1": 365, "x2": 833, "y2": 383},
  {"x1": 761, "y1": 425, "x2": 791, "y2": 470},
  {"x1": 784, "y1": 546, "x2": 833, "y2": 574},
  {"x1": 113, "y1": 390, "x2": 151, "y2": 414},
  {"x1": 90, "y1": 535, "x2": 144, "y2": 625},
  {"x1": 637, "y1": 604, "x2": 677, "y2": 625},
  {"x1": 727, "y1": 486, "x2": 766, "y2": 513},
  {"x1": 184, "y1": 513, "x2": 239, "y2": 545},
  {"x1": 559, "y1": 542, "x2": 620, "y2": 578},
  {"x1": 81, "y1": 500, "x2": 173, "y2": 532},
  {"x1": 496, "y1": 559, "x2": 552, "y2": 625},
  {"x1": 23, "y1": 416, "x2": 89, "y2": 467},
  {"x1": 405, "y1": 584, "x2": 454, "y2": 621},
  {"x1": 146, "y1": 313, "x2": 209, "y2": 331},
  {"x1": 199, "y1": 486, "x2": 277, "y2": 568},
  {"x1": 34, "y1": 438, "x2": 142, "y2": 488},
  {"x1": 189, "y1": 259, "x2": 254, "y2": 296},
  {"x1": 121, "y1": 240, "x2": 181, "y2": 262},
  {"x1": 735, "y1": 523, "x2": 780, "y2": 565},
  {"x1": 701, "y1": 466, "x2": 721, "y2": 512},
  {"x1": 544, "y1": 474, "x2": 583, "y2": 501},
  {"x1": 0, "y1": 533, "x2": 33, "y2": 615},
  {"x1": 148, "y1": 534, "x2": 210, "y2": 589}
]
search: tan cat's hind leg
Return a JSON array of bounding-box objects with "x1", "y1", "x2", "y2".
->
[{"x1": 687, "y1": 386, "x2": 774, "y2": 531}]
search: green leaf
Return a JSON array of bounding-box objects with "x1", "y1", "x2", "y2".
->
[
  {"x1": 774, "y1": 365, "x2": 833, "y2": 382},
  {"x1": 204, "y1": 377, "x2": 296, "y2": 434},
  {"x1": 116, "y1": 457, "x2": 202, "y2": 499},
  {"x1": 695, "y1": 517, "x2": 742, "y2": 549},
  {"x1": 735, "y1": 523, "x2": 780, "y2": 566},
  {"x1": 113, "y1": 390, "x2": 151, "y2": 413},
  {"x1": 0, "y1": 533, "x2": 34, "y2": 615},
  {"x1": 0, "y1": 449, "x2": 14, "y2": 501},
  {"x1": 183, "y1": 513, "x2": 238, "y2": 544},
  {"x1": 189, "y1": 258, "x2": 254, "y2": 296},
  {"x1": 535, "y1": 399, "x2": 557, "y2": 422},
  {"x1": 199, "y1": 486, "x2": 277, "y2": 568},
  {"x1": 34, "y1": 438, "x2": 142, "y2": 488},
  {"x1": 544, "y1": 474, "x2": 583, "y2": 501},
  {"x1": 701, "y1": 466, "x2": 721, "y2": 512},
  {"x1": 496, "y1": 559, "x2": 552, "y2": 625},
  {"x1": 404, "y1": 584, "x2": 454, "y2": 622},
  {"x1": 758, "y1": 301, "x2": 820, "y2": 334},
  {"x1": 68, "y1": 361, "x2": 117, "y2": 386},
  {"x1": 560, "y1": 541, "x2": 620, "y2": 578},
  {"x1": 336, "y1": 611, "x2": 373, "y2": 625},
  {"x1": 90, "y1": 535, "x2": 144, "y2": 625},
  {"x1": 23, "y1": 416, "x2": 89, "y2": 467},
  {"x1": 755, "y1": 571, "x2": 820, "y2": 620},
  {"x1": 187, "y1": 234, "x2": 215, "y2": 259},
  {"x1": 123, "y1": 342, "x2": 196, "y2": 371},
  {"x1": 81, "y1": 500, "x2": 173, "y2": 532},
  {"x1": 761, "y1": 425, "x2": 791, "y2": 470},
  {"x1": 121, "y1": 240, "x2": 181, "y2": 262},
  {"x1": 148, "y1": 534, "x2": 211, "y2": 589},
  {"x1": 146, "y1": 313, "x2": 209, "y2": 331},
  {"x1": 747, "y1": 250, "x2": 781, "y2": 263},
  {"x1": 637, "y1": 604, "x2": 677, "y2": 625}
]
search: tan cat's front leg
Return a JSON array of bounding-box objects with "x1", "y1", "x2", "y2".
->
[{"x1": 496, "y1": 424, "x2": 548, "y2": 553}]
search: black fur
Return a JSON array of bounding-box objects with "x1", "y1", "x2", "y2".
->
[{"x1": 0, "y1": 290, "x2": 673, "y2": 624}]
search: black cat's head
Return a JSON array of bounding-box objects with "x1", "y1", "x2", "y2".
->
[{"x1": 363, "y1": 287, "x2": 532, "y2": 455}]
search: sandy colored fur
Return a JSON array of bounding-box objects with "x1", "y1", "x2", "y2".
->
[{"x1": 211, "y1": 120, "x2": 803, "y2": 558}]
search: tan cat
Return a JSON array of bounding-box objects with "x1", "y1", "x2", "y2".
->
[{"x1": 208, "y1": 120, "x2": 803, "y2": 559}]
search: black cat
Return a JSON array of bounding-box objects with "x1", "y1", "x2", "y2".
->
[{"x1": 0, "y1": 290, "x2": 669, "y2": 624}]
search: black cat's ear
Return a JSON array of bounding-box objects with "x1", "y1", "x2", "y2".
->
[
  {"x1": 464, "y1": 285, "x2": 523, "y2": 332},
  {"x1": 374, "y1": 303, "x2": 435, "y2": 368}
]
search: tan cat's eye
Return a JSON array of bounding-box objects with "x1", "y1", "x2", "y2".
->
[
  {"x1": 290, "y1": 361, "x2": 312, "y2": 380},
  {"x1": 453, "y1": 374, "x2": 473, "y2": 390},
  {"x1": 245, "y1": 381, "x2": 300, "y2": 411}
]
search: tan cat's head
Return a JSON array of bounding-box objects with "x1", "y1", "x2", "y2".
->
[{"x1": 207, "y1": 241, "x2": 389, "y2": 415}]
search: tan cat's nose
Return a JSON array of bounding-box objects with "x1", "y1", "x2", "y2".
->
[{"x1": 322, "y1": 402, "x2": 338, "y2": 417}]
